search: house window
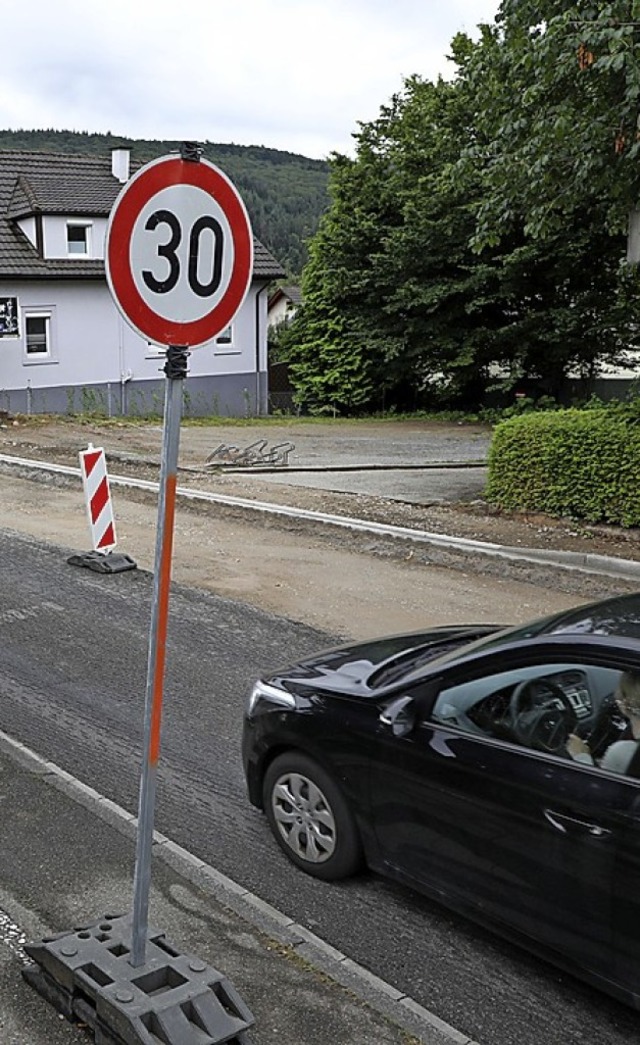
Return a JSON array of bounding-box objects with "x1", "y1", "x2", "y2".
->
[
  {"x1": 25, "y1": 314, "x2": 50, "y2": 357},
  {"x1": 214, "y1": 325, "x2": 239, "y2": 355},
  {"x1": 66, "y1": 222, "x2": 92, "y2": 256}
]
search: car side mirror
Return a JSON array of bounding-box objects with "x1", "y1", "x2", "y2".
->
[{"x1": 379, "y1": 695, "x2": 417, "y2": 737}]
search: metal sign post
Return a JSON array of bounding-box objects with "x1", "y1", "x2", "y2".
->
[
  {"x1": 103, "y1": 143, "x2": 252, "y2": 968},
  {"x1": 23, "y1": 144, "x2": 256, "y2": 1041},
  {"x1": 105, "y1": 144, "x2": 252, "y2": 966},
  {"x1": 130, "y1": 344, "x2": 188, "y2": 967},
  {"x1": 23, "y1": 141, "x2": 256, "y2": 1040}
]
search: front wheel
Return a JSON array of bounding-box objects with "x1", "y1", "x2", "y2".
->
[{"x1": 263, "y1": 752, "x2": 362, "y2": 881}]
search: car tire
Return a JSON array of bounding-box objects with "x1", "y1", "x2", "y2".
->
[{"x1": 263, "y1": 752, "x2": 362, "y2": 881}]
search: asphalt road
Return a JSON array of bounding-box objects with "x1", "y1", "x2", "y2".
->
[{"x1": 1, "y1": 529, "x2": 639, "y2": 1045}]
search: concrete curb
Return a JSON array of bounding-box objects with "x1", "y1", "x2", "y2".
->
[
  {"x1": 202, "y1": 461, "x2": 488, "y2": 474},
  {"x1": 2, "y1": 452, "x2": 640, "y2": 583},
  {"x1": 95, "y1": 449, "x2": 488, "y2": 474},
  {"x1": 0, "y1": 729, "x2": 481, "y2": 1045}
]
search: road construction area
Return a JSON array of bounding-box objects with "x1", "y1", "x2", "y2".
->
[
  {"x1": 2, "y1": 416, "x2": 640, "y2": 1045},
  {"x1": 1, "y1": 416, "x2": 638, "y2": 638}
]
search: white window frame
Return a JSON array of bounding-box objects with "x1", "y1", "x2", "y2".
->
[
  {"x1": 144, "y1": 326, "x2": 237, "y2": 358},
  {"x1": 145, "y1": 341, "x2": 167, "y2": 359},
  {"x1": 214, "y1": 324, "x2": 240, "y2": 354},
  {"x1": 23, "y1": 309, "x2": 56, "y2": 365},
  {"x1": 66, "y1": 221, "x2": 92, "y2": 257},
  {"x1": 216, "y1": 325, "x2": 233, "y2": 345}
]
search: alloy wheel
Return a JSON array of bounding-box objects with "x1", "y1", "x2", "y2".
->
[{"x1": 270, "y1": 771, "x2": 337, "y2": 863}]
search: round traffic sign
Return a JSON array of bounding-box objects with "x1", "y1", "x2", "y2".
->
[{"x1": 106, "y1": 155, "x2": 253, "y2": 347}]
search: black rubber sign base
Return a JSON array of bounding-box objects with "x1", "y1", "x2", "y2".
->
[
  {"x1": 23, "y1": 914, "x2": 254, "y2": 1044},
  {"x1": 67, "y1": 551, "x2": 137, "y2": 575}
]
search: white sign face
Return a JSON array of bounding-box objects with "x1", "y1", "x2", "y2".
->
[
  {"x1": 130, "y1": 185, "x2": 235, "y2": 325},
  {"x1": 106, "y1": 155, "x2": 253, "y2": 348}
]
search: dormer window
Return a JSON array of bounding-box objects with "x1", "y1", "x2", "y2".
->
[{"x1": 66, "y1": 221, "x2": 92, "y2": 256}]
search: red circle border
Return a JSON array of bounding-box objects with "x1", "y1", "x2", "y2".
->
[{"x1": 106, "y1": 156, "x2": 253, "y2": 347}]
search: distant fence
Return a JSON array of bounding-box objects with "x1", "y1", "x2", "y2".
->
[{"x1": 268, "y1": 361, "x2": 297, "y2": 414}]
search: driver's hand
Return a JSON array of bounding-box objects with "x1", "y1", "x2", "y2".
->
[{"x1": 566, "y1": 733, "x2": 590, "y2": 758}]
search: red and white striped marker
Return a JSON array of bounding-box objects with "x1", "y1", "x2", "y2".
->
[{"x1": 79, "y1": 444, "x2": 117, "y2": 553}]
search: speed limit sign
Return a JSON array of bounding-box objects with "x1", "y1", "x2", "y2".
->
[{"x1": 106, "y1": 154, "x2": 253, "y2": 347}]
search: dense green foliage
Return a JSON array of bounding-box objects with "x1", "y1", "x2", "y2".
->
[
  {"x1": 467, "y1": 1, "x2": 640, "y2": 243},
  {"x1": 487, "y1": 408, "x2": 640, "y2": 526},
  {"x1": 0, "y1": 128, "x2": 329, "y2": 276},
  {"x1": 283, "y1": 3, "x2": 640, "y2": 415}
]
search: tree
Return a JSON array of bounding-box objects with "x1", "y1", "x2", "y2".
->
[
  {"x1": 284, "y1": 201, "x2": 379, "y2": 413},
  {"x1": 285, "y1": 73, "x2": 508, "y2": 412},
  {"x1": 458, "y1": 2, "x2": 640, "y2": 391},
  {"x1": 284, "y1": 5, "x2": 640, "y2": 414},
  {"x1": 378, "y1": 68, "x2": 515, "y2": 404},
  {"x1": 465, "y1": 2, "x2": 640, "y2": 243}
]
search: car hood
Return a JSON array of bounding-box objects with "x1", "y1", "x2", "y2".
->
[{"x1": 269, "y1": 624, "x2": 504, "y2": 697}]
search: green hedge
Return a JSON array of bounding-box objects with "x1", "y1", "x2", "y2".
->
[{"x1": 486, "y1": 409, "x2": 640, "y2": 527}]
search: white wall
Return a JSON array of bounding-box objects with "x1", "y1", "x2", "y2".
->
[
  {"x1": 43, "y1": 217, "x2": 109, "y2": 260},
  {"x1": 0, "y1": 279, "x2": 262, "y2": 392},
  {"x1": 597, "y1": 353, "x2": 640, "y2": 380},
  {"x1": 16, "y1": 216, "x2": 37, "y2": 249},
  {"x1": 268, "y1": 297, "x2": 291, "y2": 327}
]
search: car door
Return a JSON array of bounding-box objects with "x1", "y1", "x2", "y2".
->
[
  {"x1": 611, "y1": 786, "x2": 640, "y2": 1004},
  {"x1": 372, "y1": 651, "x2": 630, "y2": 981}
]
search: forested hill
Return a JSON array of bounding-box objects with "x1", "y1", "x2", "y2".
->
[{"x1": 0, "y1": 129, "x2": 330, "y2": 276}]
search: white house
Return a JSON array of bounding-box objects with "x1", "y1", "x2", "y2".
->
[
  {"x1": 267, "y1": 284, "x2": 301, "y2": 328},
  {"x1": 0, "y1": 147, "x2": 285, "y2": 417}
]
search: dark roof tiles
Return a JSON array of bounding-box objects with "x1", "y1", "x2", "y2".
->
[
  {"x1": 11, "y1": 173, "x2": 123, "y2": 216},
  {"x1": 0, "y1": 149, "x2": 285, "y2": 280},
  {"x1": 268, "y1": 283, "x2": 302, "y2": 308},
  {"x1": 282, "y1": 284, "x2": 302, "y2": 304}
]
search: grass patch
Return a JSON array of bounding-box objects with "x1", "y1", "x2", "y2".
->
[{"x1": 8, "y1": 410, "x2": 489, "y2": 429}]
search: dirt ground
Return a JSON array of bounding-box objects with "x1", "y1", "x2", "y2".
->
[{"x1": 1, "y1": 415, "x2": 639, "y2": 640}]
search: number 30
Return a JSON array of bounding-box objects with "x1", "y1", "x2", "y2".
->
[{"x1": 142, "y1": 209, "x2": 224, "y2": 298}]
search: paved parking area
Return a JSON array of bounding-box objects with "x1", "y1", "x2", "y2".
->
[
  {"x1": 0, "y1": 418, "x2": 493, "y2": 506},
  {"x1": 180, "y1": 420, "x2": 491, "y2": 503},
  {"x1": 186, "y1": 420, "x2": 491, "y2": 468},
  {"x1": 254, "y1": 464, "x2": 488, "y2": 504}
]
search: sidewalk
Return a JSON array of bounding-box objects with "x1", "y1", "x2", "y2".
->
[{"x1": 0, "y1": 735, "x2": 468, "y2": 1045}]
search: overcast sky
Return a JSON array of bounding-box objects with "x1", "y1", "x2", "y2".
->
[{"x1": 1, "y1": 1, "x2": 500, "y2": 160}]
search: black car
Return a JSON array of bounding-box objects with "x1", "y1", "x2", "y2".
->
[{"x1": 242, "y1": 592, "x2": 640, "y2": 1008}]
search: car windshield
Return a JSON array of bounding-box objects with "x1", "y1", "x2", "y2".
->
[{"x1": 416, "y1": 593, "x2": 640, "y2": 673}]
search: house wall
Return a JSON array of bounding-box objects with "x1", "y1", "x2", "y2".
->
[
  {"x1": 594, "y1": 352, "x2": 640, "y2": 383},
  {"x1": 16, "y1": 217, "x2": 37, "y2": 248},
  {"x1": 268, "y1": 297, "x2": 292, "y2": 327},
  {"x1": 43, "y1": 216, "x2": 109, "y2": 259},
  {"x1": 0, "y1": 279, "x2": 270, "y2": 417}
]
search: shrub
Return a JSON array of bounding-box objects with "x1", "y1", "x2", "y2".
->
[{"x1": 486, "y1": 409, "x2": 640, "y2": 527}]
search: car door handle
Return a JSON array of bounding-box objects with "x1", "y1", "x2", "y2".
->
[{"x1": 544, "y1": 808, "x2": 611, "y2": 838}]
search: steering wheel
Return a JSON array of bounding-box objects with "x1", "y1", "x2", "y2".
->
[{"x1": 508, "y1": 679, "x2": 577, "y2": 754}]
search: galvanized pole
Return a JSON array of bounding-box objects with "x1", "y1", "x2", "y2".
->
[{"x1": 130, "y1": 345, "x2": 189, "y2": 967}]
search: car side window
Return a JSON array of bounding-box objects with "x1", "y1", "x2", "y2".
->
[{"x1": 431, "y1": 662, "x2": 626, "y2": 761}]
